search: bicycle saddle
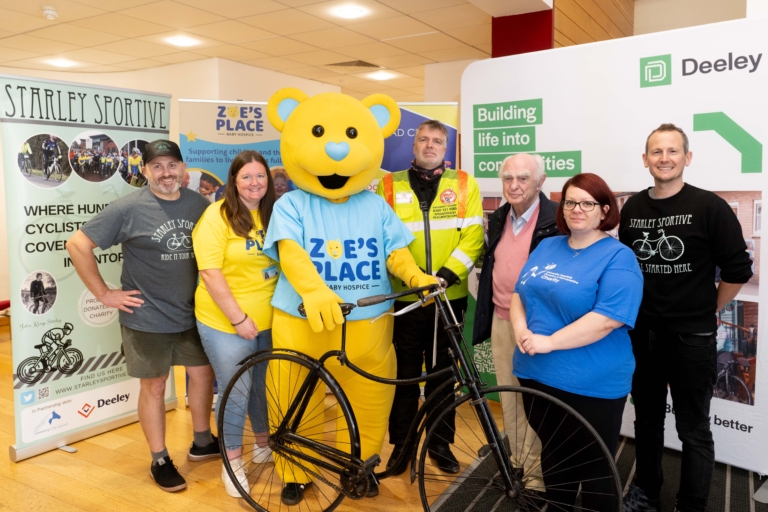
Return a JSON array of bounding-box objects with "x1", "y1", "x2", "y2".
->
[{"x1": 737, "y1": 357, "x2": 751, "y2": 367}]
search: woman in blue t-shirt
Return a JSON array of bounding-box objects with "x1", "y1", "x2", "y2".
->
[{"x1": 510, "y1": 173, "x2": 643, "y2": 509}]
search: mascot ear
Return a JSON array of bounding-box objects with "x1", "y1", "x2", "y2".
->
[
  {"x1": 267, "y1": 88, "x2": 308, "y2": 132},
  {"x1": 361, "y1": 94, "x2": 401, "y2": 138}
]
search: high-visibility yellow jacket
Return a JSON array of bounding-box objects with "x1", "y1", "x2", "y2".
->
[{"x1": 376, "y1": 169, "x2": 484, "y2": 301}]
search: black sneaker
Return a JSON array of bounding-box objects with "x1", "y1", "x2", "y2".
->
[
  {"x1": 187, "y1": 435, "x2": 221, "y2": 461},
  {"x1": 150, "y1": 456, "x2": 187, "y2": 492},
  {"x1": 282, "y1": 482, "x2": 312, "y2": 505},
  {"x1": 428, "y1": 444, "x2": 460, "y2": 474},
  {"x1": 623, "y1": 484, "x2": 660, "y2": 512},
  {"x1": 386, "y1": 445, "x2": 407, "y2": 475}
]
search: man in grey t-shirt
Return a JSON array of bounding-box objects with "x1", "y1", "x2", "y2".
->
[{"x1": 67, "y1": 140, "x2": 216, "y2": 493}]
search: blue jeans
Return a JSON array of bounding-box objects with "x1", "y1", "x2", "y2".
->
[
  {"x1": 630, "y1": 327, "x2": 717, "y2": 512},
  {"x1": 197, "y1": 321, "x2": 272, "y2": 451}
]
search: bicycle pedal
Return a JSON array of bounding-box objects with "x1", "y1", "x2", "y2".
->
[{"x1": 477, "y1": 444, "x2": 495, "y2": 458}]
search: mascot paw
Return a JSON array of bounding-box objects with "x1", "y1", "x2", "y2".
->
[{"x1": 304, "y1": 288, "x2": 345, "y2": 332}]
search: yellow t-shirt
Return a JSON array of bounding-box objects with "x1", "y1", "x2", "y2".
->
[
  {"x1": 128, "y1": 155, "x2": 142, "y2": 167},
  {"x1": 192, "y1": 201, "x2": 278, "y2": 333}
]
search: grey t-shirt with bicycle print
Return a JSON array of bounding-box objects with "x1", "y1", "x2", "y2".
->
[{"x1": 83, "y1": 187, "x2": 209, "y2": 333}]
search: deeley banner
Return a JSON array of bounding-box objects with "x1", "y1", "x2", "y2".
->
[
  {"x1": 461, "y1": 18, "x2": 768, "y2": 473},
  {"x1": 178, "y1": 99, "x2": 286, "y2": 203},
  {"x1": 1, "y1": 75, "x2": 175, "y2": 461}
]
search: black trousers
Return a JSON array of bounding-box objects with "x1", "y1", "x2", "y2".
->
[
  {"x1": 387, "y1": 297, "x2": 467, "y2": 447},
  {"x1": 630, "y1": 327, "x2": 717, "y2": 512},
  {"x1": 519, "y1": 378, "x2": 626, "y2": 511}
]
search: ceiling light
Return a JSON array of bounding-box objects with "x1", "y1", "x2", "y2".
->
[
  {"x1": 46, "y1": 58, "x2": 77, "y2": 68},
  {"x1": 42, "y1": 6, "x2": 58, "y2": 20},
  {"x1": 332, "y1": 5, "x2": 368, "y2": 19},
  {"x1": 367, "y1": 70, "x2": 396, "y2": 81},
  {"x1": 165, "y1": 36, "x2": 200, "y2": 47}
]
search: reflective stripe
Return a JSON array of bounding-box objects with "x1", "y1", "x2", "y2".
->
[
  {"x1": 402, "y1": 218, "x2": 468, "y2": 233},
  {"x1": 450, "y1": 248, "x2": 475, "y2": 272},
  {"x1": 457, "y1": 171, "x2": 468, "y2": 220},
  {"x1": 382, "y1": 173, "x2": 395, "y2": 208},
  {"x1": 461, "y1": 216, "x2": 484, "y2": 229}
]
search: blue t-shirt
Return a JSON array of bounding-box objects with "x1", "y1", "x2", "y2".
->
[
  {"x1": 513, "y1": 236, "x2": 643, "y2": 399},
  {"x1": 264, "y1": 190, "x2": 415, "y2": 321}
]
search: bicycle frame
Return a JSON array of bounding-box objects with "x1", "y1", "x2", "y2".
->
[{"x1": 266, "y1": 285, "x2": 521, "y2": 498}]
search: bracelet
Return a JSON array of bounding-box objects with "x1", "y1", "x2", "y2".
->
[{"x1": 231, "y1": 313, "x2": 248, "y2": 327}]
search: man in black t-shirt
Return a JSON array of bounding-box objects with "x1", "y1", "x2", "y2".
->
[
  {"x1": 29, "y1": 273, "x2": 46, "y2": 314},
  {"x1": 619, "y1": 124, "x2": 753, "y2": 512}
]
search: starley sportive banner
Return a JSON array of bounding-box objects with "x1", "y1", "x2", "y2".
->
[
  {"x1": 461, "y1": 17, "x2": 768, "y2": 473},
  {"x1": 1, "y1": 75, "x2": 175, "y2": 461},
  {"x1": 178, "y1": 99, "x2": 287, "y2": 204}
]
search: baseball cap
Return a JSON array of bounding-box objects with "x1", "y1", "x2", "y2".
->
[{"x1": 143, "y1": 140, "x2": 183, "y2": 164}]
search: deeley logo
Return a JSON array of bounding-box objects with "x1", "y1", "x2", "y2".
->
[
  {"x1": 640, "y1": 54, "x2": 672, "y2": 87},
  {"x1": 78, "y1": 393, "x2": 131, "y2": 419},
  {"x1": 78, "y1": 403, "x2": 94, "y2": 418}
]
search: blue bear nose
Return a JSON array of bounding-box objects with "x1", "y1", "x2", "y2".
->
[{"x1": 325, "y1": 141, "x2": 350, "y2": 161}]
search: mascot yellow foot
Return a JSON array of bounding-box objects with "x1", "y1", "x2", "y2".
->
[{"x1": 262, "y1": 88, "x2": 437, "y2": 486}]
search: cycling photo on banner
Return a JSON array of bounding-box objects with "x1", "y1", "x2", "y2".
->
[
  {"x1": 17, "y1": 134, "x2": 71, "y2": 188},
  {"x1": 70, "y1": 131, "x2": 120, "y2": 184},
  {"x1": 20, "y1": 270, "x2": 57, "y2": 315}
]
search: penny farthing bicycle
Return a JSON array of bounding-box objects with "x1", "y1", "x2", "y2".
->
[{"x1": 218, "y1": 284, "x2": 622, "y2": 511}]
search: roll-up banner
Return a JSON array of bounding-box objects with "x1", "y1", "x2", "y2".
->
[
  {"x1": 461, "y1": 18, "x2": 768, "y2": 473},
  {"x1": 1, "y1": 75, "x2": 175, "y2": 462}
]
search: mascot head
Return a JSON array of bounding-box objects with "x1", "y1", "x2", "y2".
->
[{"x1": 267, "y1": 88, "x2": 400, "y2": 200}]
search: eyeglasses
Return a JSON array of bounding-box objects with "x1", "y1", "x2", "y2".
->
[{"x1": 562, "y1": 200, "x2": 600, "y2": 211}]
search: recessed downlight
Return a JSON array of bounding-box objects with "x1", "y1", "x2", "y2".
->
[
  {"x1": 367, "y1": 70, "x2": 396, "y2": 81},
  {"x1": 332, "y1": 5, "x2": 368, "y2": 19},
  {"x1": 165, "y1": 35, "x2": 200, "y2": 47},
  {"x1": 46, "y1": 58, "x2": 77, "y2": 68}
]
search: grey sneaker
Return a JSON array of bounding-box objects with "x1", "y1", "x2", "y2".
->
[{"x1": 623, "y1": 484, "x2": 660, "y2": 512}]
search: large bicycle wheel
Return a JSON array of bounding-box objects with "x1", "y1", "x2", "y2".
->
[
  {"x1": 54, "y1": 162, "x2": 63, "y2": 182},
  {"x1": 658, "y1": 236, "x2": 684, "y2": 261},
  {"x1": 631, "y1": 239, "x2": 653, "y2": 260},
  {"x1": 58, "y1": 348, "x2": 83, "y2": 374},
  {"x1": 219, "y1": 350, "x2": 361, "y2": 512},
  {"x1": 22, "y1": 159, "x2": 31, "y2": 176},
  {"x1": 17, "y1": 357, "x2": 45, "y2": 384},
  {"x1": 418, "y1": 386, "x2": 622, "y2": 512},
  {"x1": 714, "y1": 375, "x2": 753, "y2": 405}
]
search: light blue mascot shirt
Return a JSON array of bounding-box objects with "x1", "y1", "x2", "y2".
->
[{"x1": 264, "y1": 189, "x2": 415, "y2": 321}]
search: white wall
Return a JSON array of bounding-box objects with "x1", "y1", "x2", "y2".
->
[
  {"x1": 424, "y1": 59, "x2": 481, "y2": 103},
  {"x1": 0, "y1": 58, "x2": 339, "y2": 300},
  {"x1": 747, "y1": 0, "x2": 768, "y2": 16},
  {"x1": 634, "y1": 0, "x2": 746, "y2": 35}
]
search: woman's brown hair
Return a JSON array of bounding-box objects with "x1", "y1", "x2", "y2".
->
[{"x1": 221, "y1": 150, "x2": 276, "y2": 239}]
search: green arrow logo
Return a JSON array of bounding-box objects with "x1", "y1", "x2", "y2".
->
[{"x1": 693, "y1": 112, "x2": 762, "y2": 173}]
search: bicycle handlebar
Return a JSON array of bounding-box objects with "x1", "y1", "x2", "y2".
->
[{"x1": 356, "y1": 284, "x2": 441, "y2": 307}]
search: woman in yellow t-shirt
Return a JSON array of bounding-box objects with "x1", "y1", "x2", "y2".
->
[{"x1": 192, "y1": 150, "x2": 278, "y2": 498}]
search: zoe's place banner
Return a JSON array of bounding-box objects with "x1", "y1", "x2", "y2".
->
[
  {"x1": 461, "y1": 18, "x2": 768, "y2": 473},
  {"x1": 179, "y1": 99, "x2": 288, "y2": 203},
  {"x1": 0, "y1": 75, "x2": 175, "y2": 461}
]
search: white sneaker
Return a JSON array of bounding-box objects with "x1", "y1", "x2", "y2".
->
[
  {"x1": 222, "y1": 459, "x2": 249, "y2": 498},
  {"x1": 252, "y1": 443, "x2": 274, "y2": 463}
]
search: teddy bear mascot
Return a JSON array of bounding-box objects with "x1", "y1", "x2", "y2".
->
[{"x1": 263, "y1": 88, "x2": 437, "y2": 505}]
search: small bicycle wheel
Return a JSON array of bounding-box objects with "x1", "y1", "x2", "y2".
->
[
  {"x1": 23, "y1": 160, "x2": 31, "y2": 176},
  {"x1": 54, "y1": 163, "x2": 63, "y2": 182},
  {"x1": 418, "y1": 386, "x2": 622, "y2": 512},
  {"x1": 219, "y1": 349, "x2": 361, "y2": 512},
  {"x1": 17, "y1": 357, "x2": 45, "y2": 385},
  {"x1": 715, "y1": 375, "x2": 753, "y2": 405},
  {"x1": 58, "y1": 348, "x2": 83, "y2": 374}
]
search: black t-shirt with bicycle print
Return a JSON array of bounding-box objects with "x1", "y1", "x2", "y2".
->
[{"x1": 618, "y1": 184, "x2": 753, "y2": 333}]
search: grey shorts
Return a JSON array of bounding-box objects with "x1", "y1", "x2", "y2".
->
[{"x1": 120, "y1": 325, "x2": 210, "y2": 379}]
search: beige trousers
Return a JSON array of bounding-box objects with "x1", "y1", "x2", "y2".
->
[{"x1": 490, "y1": 312, "x2": 544, "y2": 487}]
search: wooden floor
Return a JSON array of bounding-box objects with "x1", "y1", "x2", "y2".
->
[{"x1": 0, "y1": 325, "x2": 451, "y2": 511}]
